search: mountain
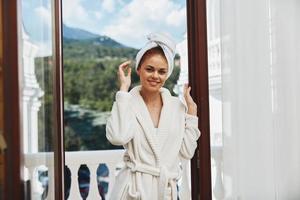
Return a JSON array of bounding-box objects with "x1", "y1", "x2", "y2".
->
[
  {"x1": 63, "y1": 24, "x2": 99, "y2": 40},
  {"x1": 62, "y1": 24, "x2": 126, "y2": 48}
]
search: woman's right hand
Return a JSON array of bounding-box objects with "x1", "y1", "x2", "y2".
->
[
  {"x1": 118, "y1": 60, "x2": 132, "y2": 92},
  {"x1": 184, "y1": 84, "x2": 197, "y2": 116}
]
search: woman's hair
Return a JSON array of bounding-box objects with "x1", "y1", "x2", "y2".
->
[{"x1": 137, "y1": 46, "x2": 167, "y2": 70}]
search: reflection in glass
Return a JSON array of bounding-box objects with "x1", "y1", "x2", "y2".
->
[{"x1": 21, "y1": 0, "x2": 56, "y2": 199}]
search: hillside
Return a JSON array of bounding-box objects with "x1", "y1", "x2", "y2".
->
[
  {"x1": 63, "y1": 38, "x2": 137, "y2": 61},
  {"x1": 63, "y1": 24, "x2": 99, "y2": 40},
  {"x1": 63, "y1": 24, "x2": 126, "y2": 48},
  {"x1": 62, "y1": 24, "x2": 137, "y2": 60}
]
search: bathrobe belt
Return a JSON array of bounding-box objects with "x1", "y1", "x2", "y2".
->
[{"x1": 125, "y1": 159, "x2": 181, "y2": 200}]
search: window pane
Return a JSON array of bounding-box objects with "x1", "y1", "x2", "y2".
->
[
  {"x1": 62, "y1": 0, "x2": 189, "y2": 199},
  {"x1": 21, "y1": 0, "x2": 57, "y2": 199},
  {"x1": 206, "y1": 0, "x2": 223, "y2": 199}
]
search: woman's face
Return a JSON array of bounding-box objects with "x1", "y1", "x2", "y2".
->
[{"x1": 137, "y1": 52, "x2": 168, "y2": 93}]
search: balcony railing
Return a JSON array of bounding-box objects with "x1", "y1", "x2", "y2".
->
[
  {"x1": 25, "y1": 149, "x2": 204, "y2": 200},
  {"x1": 25, "y1": 150, "x2": 124, "y2": 200}
]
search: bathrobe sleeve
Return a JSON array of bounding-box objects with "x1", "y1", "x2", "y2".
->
[
  {"x1": 106, "y1": 91, "x2": 136, "y2": 145},
  {"x1": 180, "y1": 114, "x2": 201, "y2": 159}
]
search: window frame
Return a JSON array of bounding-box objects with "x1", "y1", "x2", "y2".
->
[
  {"x1": 53, "y1": 0, "x2": 65, "y2": 199},
  {"x1": 2, "y1": 0, "x2": 65, "y2": 199},
  {"x1": 2, "y1": 1, "x2": 23, "y2": 199},
  {"x1": 187, "y1": 0, "x2": 212, "y2": 199}
]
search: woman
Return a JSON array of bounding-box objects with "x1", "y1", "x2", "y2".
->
[{"x1": 106, "y1": 33, "x2": 200, "y2": 200}]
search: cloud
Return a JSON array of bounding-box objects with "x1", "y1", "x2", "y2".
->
[
  {"x1": 62, "y1": 0, "x2": 90, "y2": 28},
  {"x1": 102, "y1": 0, "x2": 186, "y2": 48},
  {"x1": 62, "y1": 0, "x2": 108, "y2": 35},
  {"x1": 93, "y1": 11, "x2": 103, "y2": 20},
  {"x1": 102, "y1": 0, "x2": 116, "y2": 12},
  {"x1": 56, "y1": 0, "x2": 186, "y2": 47},
  {"x1": 117, "y1": 0, "x2": 126, "y2": 6},
  {"x1": 31, "y1": 6, "x2": 52, "y2": 42},
  {"x1": 26, "y1": 6, "x2": 53, "y2": 57},
  {"x1": 34, "y1": 6, "x2": 52, "y2": 27},
  {"x1": 166, "y1": 7, "x2": 186, "y2": 27}
]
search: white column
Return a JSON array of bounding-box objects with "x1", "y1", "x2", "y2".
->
[
  {"x1": 68, "y1": 164, "x2": 82, "y2": 200},
  {"x1": 105, "y1": 163, "x2": 116, "y2": 200},
  {"x1": 21, "y1": 28, "x2": 44, "y2": 153},
  {"x1": 87, "y1": 164, "x2": 101, "y2": 200},
  {"x1": 47, "y1": 156, "x2": 55, "y2": 200}
]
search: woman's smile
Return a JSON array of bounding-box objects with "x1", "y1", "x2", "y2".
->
[{"x1": 148, "y1": 79, "x2": 160, "y2": 86}]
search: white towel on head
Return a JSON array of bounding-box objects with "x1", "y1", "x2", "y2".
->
[{"x1": 135, "y1": 32, "x2": 176, "y2": 78}]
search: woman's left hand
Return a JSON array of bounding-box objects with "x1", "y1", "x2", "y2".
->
[{"x1": 184, "y1": 84, "x2": 197, "y2": 116}]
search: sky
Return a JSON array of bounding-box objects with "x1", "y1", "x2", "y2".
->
[{"x1": 22, "y1": 0, "x2": 187, "y2": 55}]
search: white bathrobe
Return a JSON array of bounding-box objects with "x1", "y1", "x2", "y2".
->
[{"x1": 106, "y1": 86, "x2": 200, "y2": 200}]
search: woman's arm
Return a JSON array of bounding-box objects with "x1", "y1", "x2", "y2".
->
[
  {"x1": 180, "y1": 114, "x2": 201, "y2": 159},
  {"x1": 106, "y1": 91, "x2": 135, "y2": 145},
  {"x1": 180, "y1": 84, "x2": 201, "y2": 159},
  {"x1": 106, "y1": 61, "x2": 135, "y2": 145}
]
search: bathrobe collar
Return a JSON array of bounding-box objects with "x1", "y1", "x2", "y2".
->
[{"x1": 129, "y1": 85, "x2": 173, "y2": 164}]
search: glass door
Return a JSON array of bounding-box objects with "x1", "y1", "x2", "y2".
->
[
  {"x1": 61, "y1": 0, "x2": 190, "y2": 199},
  {"x1": 20, "y1": 0, "x2": 63, "y2": 199}
]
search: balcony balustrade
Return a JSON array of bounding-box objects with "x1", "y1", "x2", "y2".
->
[{"x1": 25, "y1": 147, "x2": 223, "y2": 200}]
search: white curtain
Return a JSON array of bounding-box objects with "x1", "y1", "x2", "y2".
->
[{"x1": 219, "y1": 0, "x2": 300, "y2": 199}]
